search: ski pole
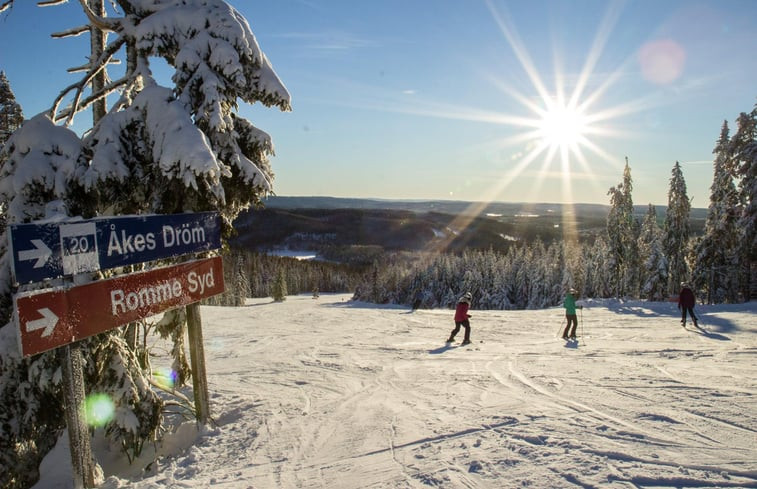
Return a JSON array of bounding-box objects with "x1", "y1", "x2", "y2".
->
[{"x1": 556, "y1": 319, "x2": 566, "y2": 338}]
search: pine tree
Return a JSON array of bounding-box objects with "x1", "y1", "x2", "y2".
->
[
  {"x1": 730, "y1": 105, "x2": 757, "y2": 299},
  {"x1": 0, "y1": 71, "x2": 23, "y2": 149},
  {"x1": 693, "y1": 122, "x2": 740, "y2": 303},
  {"x1": 0, "y1": 2, "x2": 291, "y2": 484},
  {"x1": 234, "y1": 253, "x2": 251, "y2": 306},
  {"x1": 663, "y1": 161, "x2": 692, "y2": 295},
  {"x1": 638, "y1": 204, "x2": 668, "y2": 301},
  {"x1": 272, "y1": 267, "x2": 288, "y2": 302},
  {"x1": 620, "y1": 161, "x2": 640, "y2": 297},
  {"x1": 605, "y1": 158, "x2": 638, "y2": 298}
]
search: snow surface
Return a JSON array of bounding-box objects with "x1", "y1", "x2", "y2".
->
[
  {"x1": 268, "y1": 249, "x2": 319, "y2": 261},
  {"x1": 34, "y1": 294, "x2": 756, "y2": 488}
]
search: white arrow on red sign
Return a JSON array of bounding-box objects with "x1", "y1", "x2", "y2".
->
[
  {"x1": 15, "y1": 256, "x2": 225, "y2": 357},
  {"x1": 25, "y1": 307, "x2": 59, "y2": 337}
]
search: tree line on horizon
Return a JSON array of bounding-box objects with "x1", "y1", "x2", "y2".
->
[
  {"x1": 352, "y1": 108, "x2": 756, "y2": 309},
  {"x1": 209, "y1": 102, "x2": 756, "y2": 311}
]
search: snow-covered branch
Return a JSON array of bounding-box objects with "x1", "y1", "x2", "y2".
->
[
  {"x1": 50, "y1": 36, "x2": 126, "y2": 125},
  {"x1": 76, "y1": 0, "x2": 119, "y2": 32},
  {"x1": 51, "y1": 25, "x2": 90, "y2": 39}
]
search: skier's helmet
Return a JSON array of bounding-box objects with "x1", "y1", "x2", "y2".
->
[{"x1": 462, "y1": 292, "x2": 472, "y2": 302}]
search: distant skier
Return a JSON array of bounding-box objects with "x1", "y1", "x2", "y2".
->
[
  {"x1": 412, "y1": 292, "x2": 422, "y2": 311},
  {"x1": 561, "y1": 288, "x2": 582, "y2": 340},
  {"x1": 678, "y1": 282, "x2": 698, "y2": 327},
  {"x1": 447, "y1": 292, "x2": 472, "y2": 345}
]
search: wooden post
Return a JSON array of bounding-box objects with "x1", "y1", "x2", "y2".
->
[
  {"x1": 61, "y1": 343, "x2": 96, "y2": 489},
  {"x1": 186, "y1": 302, "x2": 210, "y2": 424}
]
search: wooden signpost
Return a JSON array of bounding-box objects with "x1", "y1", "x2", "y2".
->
[{"x1": 10, "y1": 213, "x2": 224, "y2": 489}]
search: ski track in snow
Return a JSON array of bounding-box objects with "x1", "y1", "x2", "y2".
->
[{"x1": 42, "y1": 294, "x2": 757, "y2": 489}]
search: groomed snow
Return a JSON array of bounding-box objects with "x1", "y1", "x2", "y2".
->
[{"x1": 35, "y1": 294, "x2": 756, "y2": 488}]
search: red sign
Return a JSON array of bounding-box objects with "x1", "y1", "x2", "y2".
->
[{"x1": 16, "y1": 256, "x2": 224, "y2": 357}]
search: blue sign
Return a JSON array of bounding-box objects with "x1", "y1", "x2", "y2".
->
[{"x1": 9, "y1": 212, "x2": 221, "y2": 285}]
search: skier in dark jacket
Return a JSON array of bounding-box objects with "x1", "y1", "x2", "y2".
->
[
  {"x1": 678, "y1": 282, "x2": 698, "y2": 327},
  {"x1": 447, "y1": 292, "x2": 472, "y2": 345}
]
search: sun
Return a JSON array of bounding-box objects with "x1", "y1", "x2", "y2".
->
[
  {"x1": 537, "y1": 101, "x2": 589, "y2": 151},
  {"x1": 359, "y1": 0, "x2": 643, "y2": 250}
]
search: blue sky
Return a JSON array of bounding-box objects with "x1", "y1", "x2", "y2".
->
[{"x1": 1, "y1": 1, "x2": 756, "y2": 207}]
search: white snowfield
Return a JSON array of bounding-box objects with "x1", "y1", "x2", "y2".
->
[{"x1": 38, "y1": 294, "x2": 756, "y2": 488}]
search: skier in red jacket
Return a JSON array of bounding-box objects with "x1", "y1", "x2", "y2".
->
[
  {"x1": 447, "y1": 292, "x2": 472, "y2": 345},
  {"x1": 678, "y1": 282, "x2": 698, "y2": 327}
]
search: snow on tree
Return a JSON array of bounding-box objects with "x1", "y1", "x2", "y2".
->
[
  {"x1": 272, "y1": 267, "x2": 288, "y2": 302},
  {"x1": 729, "y1": 105, "x2": 757, "y2": 298},
  {"x1": 663, "y1": 161, "x2": 692, "y2": 295},
  {"x1": 0, "y1": 116, "x2": 90, "y2": 489},
  {"x1": 583, "y1": 235, "x2": 612, "y2": 299},
  {"x1": 0, "y1": 71, "x2": 24, "y2": 149},
  {"x1": 693, "y1": 122, "x2": 741, "y2": 303},
  {"x1": 78, "y1": 1, "x2": 291, "y2": 221},
  {"x1": 605, "y1": 158, "x2": 638, "y2": 298},
  {"x1": 638, "y1": 204, "x2": 668, "y2": 301},
  {"x1": 0, "y1": 1, "x2": 290, "y2": 485}
]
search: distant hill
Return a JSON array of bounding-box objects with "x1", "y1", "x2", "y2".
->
[
  {"x1": 259, "y1": 196, "x2": 706, "y2": 220},
  {"x1": 230, "y1": 196, "x2": 706, "y2": 258}
]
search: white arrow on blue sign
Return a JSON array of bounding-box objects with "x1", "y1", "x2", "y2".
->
[{"x1": 9, "y1": 212, "x2": 221, "y2": 285}]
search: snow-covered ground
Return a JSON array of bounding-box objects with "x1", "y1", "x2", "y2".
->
[
  {"x1": 267, "y1": 249, "x2": 319, "y2": 261},
  {"x1": 36, "y1": 294, "x2": 756, "y2": 488}
]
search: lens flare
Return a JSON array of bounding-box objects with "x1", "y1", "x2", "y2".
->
[
  {"x1": 638, "y1": 39, "x2": 686, "y2": 85},
  {"x1": 153, "y1": 367, "x2": 178, "y2": 390},
  {"x1": 83, "y1": 393, "x2": 115, "y2": 427}
]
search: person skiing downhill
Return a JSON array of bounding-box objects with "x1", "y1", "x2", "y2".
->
[
  {"x1": 447, "y1": 292, "x2": 472, "y2": 345},
  {"x1": 562, "y1": 288, "x2": 582, "y2": 340},
  {"x1": 678, "y1": 282, "x2": 698, "y2": 327}
]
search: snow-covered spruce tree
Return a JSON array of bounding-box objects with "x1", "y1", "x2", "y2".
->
[
  {"x1": 663, "y1": 161, "x2": 692, "y2": 295},
  {"x1": 0, "y1": 71, "x2": 24, "y2": 149},
  {"x1": 638, "y1": 204, "x2": 668, "y2": 301},
  {"x1": 0, "y1": 71, "x2": 24, "y2": 258},
  {"x1": 271, "y1": 267, "x2": 288, "y2": 302},
  {"x1": 582, "y1": 234, "x2": 612, "y2": 299},
  {"x1": 232, "y1": 252, "x2": 250, "y2": 306},
  {"x1": 0, "y1": 117, "x2": 92, "y2": 489},
  {"x1": 622, "y1": 161, "x2": 641, "y2": 298},
  {"x1": 693, "y1": 122, "x2": 740, "y2": 303},
  {"x1": 730, "y1": 106, "x2": 757, "y2": 298},
  {"x1": 0, "y1": 0, "x2": 290, "y2": 483},
  {"x1": 606, "y1": 159, "x2": 638, "y2": 298},
  {"x1": 562, "y1": 240, "x2": 585, "y2": 299},
  {"x1": 205, "y1": 250, "x2": 249, "y2": 306}
]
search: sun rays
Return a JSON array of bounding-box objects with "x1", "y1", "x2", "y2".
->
[
  {"x1": 320, "y1": 1, "x2": 656, "y2": 253},
  {"x1": 422, "y1": 0, "x2": 643, "y2": 251},
  {"x1": 416, "y1": 1, "x2": 633, "y2": 252}
]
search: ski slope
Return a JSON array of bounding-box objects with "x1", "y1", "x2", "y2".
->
[{"x1": 37, "y1": 294, "x2": 757, "y2": 488}]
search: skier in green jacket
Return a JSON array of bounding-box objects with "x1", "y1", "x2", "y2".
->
[{"x1": 561, "y1": 288, "x2": 582, "y2": 340}]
